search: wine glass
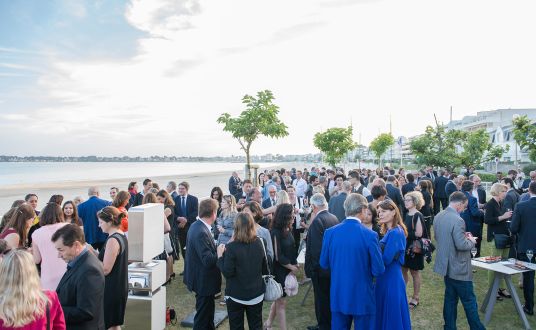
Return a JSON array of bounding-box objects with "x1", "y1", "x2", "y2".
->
[
  {"x1": 471, "y1": 247, "x2": 477, "y2": 258},
  {"x1": 527, "y1": 249, "x2": 534, "y2": 264}
]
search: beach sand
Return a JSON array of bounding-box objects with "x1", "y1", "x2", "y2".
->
[{"x1": 0, "y1": 163, "x2": 312, "y2": 213}]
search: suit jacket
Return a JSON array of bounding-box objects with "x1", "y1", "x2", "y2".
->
[
  {"x1": 183, "y1": 219, "x2": 221, "y2": 296},
  {"x1": 476, "y1": 187, "x2": 486, "y2": 206},
  {"x1": 460, "y1": 192, "x2": 483, "y2": 234},
  {"x1": 132, "y1": 192, "x2": 144, "y2": 207},
  {"x1": 445, "y1": 181, "x2": 458, "y2": 198},
  {"x1": 433, "y1": 207, "x2": 475, "y2": 281},
  {"x1": 503, "y1": 189, "x2": 520, "y2": 212},
  {"x1": 484, "y1": 198, "x2": 510, "y2": 242},
  {"x1": 228, "y1": 176, "x2": 242, "y2": 197},
  {"x1": 521, "y1": 178, "x2": 531, "y2": 190},
  {"x1": 262, "y1": 197, "x2": 276, "y2": 209},
  {"x1": 328, "y1": 192, "x2": 347, "y2": 222},
  {"x1": 56, "y1": 250, "x2": 105, "y2": 330},
  {"x1": 77, "y1": 196, "x2": 111, "y2": 244},
  {"x1": 434, "y1": 176, "x2": 448, "y2": 199},
  {"x1": 386, "y1": 183, "x2": 404, "y2": 211},
  {"x1": 320, "y1": 218, "x2": 384, "y2": 315},
  {"x1": 305, "y1": 210, "x2": 340, "y2": 278},
  {"x1": 425, "y1": 171, "x2": 438, "y2": 182},
  {"x1": 173, "y1": 194, "x2": 199, "y2": 226},
  {"x1": 401, "y1": 182, "x2": 416, "y2": 196},
  {"x1": 510, "y1": 197, "x2": 536, "y2": 253}
]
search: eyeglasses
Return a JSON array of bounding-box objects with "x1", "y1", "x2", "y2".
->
[{"x1": 404, "y1": 199, "x2": 413, "y2": 202}]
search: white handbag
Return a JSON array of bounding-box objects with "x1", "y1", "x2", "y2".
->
[{"x1": 259, "y1": 237, "x2": 283, "y2": 301}]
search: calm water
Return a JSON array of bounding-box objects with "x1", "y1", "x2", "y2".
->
[{"x1": 0, "y1": 162, "x2": 278, "y2": 186}]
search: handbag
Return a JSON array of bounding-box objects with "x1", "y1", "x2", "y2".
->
[
  {"x1": 284, "y1": 273, "x2": 299, "y2": 296},
  {"x1": 494, "y1": 233, "x2": 512, "y2": 249},
  {"x1": 408, "y1": 213, "x2": 435, "y2": 258},
  {"x1": 259, "y1": 237, "x2": 283, "y2": 301}
]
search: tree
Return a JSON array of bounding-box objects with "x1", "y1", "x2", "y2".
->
[
  {"x1": 512, "y1": 115, "x2": 536, "y2": 162},
  {"x1": 369, "y1": 133, "x2": 395, "y2": 168},
  {"x1": 217, "y1": 90, "x2": 288, "y2": 179},
  {"x1": 410, "y1": 118, "x2": 508, "y2": 171},
  {"x1": 313, "y1": 127, "x2": 357, "y2": 167}
]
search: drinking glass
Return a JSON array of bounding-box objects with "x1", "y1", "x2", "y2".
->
[
  {"x1": 471, "y1": 247, "x2": 477, "y2": 258},
  {"x1": 527, "y1": 249, "x2": 534, "y2": 264}
]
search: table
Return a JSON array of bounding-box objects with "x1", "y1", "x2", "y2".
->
[{"x1": 471, "y1": 259, "x2": 536, "y2": 330}]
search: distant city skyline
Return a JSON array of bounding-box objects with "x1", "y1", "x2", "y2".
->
[{"x1": 1, "y1": 0, "x2": 536, "y2": 157}]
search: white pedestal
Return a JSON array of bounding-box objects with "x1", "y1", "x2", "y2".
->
[{"x1": 128, "y1": 203, "x2": 164, "y2": 262}]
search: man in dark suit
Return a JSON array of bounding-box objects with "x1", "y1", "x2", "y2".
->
[
  {"x1": 53, "y1": 224, "x2": 105, "y2": 330},
  {"x1": 521, "y1": 171, "x2": 536, "y2": 192},
  {"x1": 469, "y1": 175, "x2": 486, "y2": 208},
  {"x1": 262, "y1": 185, "x2": 277, "y2": 209},
  {"x1": 501, "y1": 177, "x2": 520, "y2": 212},
  {"x1": 173, "y1": 181, "x2": 199, "y2": 259},
  {"x1": 132, "y1": 178, "x2": 152, "y2": 207},
  {"x1": 510, "y1": 182, "x2": 536, "y2": 315},
  {"x1": 228, "y1": 171, "x2": 242, "y2": 200},
  {"x1": 386, "y1": 175, "x2": 404, "y2": 212},
  {"x1": 444, "y1": 174, "x2": 459, "y2": 199},
  {"x1": 77, "y1": 186, "x2": 111, "y2": 251},
  {"x1": 183, "y1": 199, "x2": 222, "y2": 330},
  {"x1": 434, "y1": 170, "x2": 449, "y2": 214},
  {"x1": 425, "y1": 166, "x2": 438, "y2": 182},
  {"x1": 328, "y1": 181, "x2": 351, "y2": 221},
  {"x1": 401, "y1": 173, "x2": 416, "y2": 196},
  {"x1": 305, "y1": 193, "x2": 340, "y2": 330}
]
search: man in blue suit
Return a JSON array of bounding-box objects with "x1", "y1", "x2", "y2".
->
[
  {"x1": 77, "y1": 186, "x2": 111, "y2": 251},
  {"x1": 328, "y1": 181, "x2": 351, "y2": 221},
  {"x1": 510, "y1": 182, "x2": 536, "y2": 315},
  {"x1": 173, "y1": 181, "x2": 199, "y2": 260},
  {"x1": 320, "y1": 193, "x2": 385, "y2": 329},
  {"x1": 434, "y1": 170, "x2": 449, "y2": 214}
]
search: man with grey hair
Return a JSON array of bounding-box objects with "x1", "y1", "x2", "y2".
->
[
  {"x1": 77, "y1": 186, "x2": 111, "y2": 250},
  {"x1": 328, "y1": 181, "x2": 352, "y2": 221},
  {"x1": 320, "y1": 194, "x2": 384, "y2": 329},
  {"x1": 166, "y1": 181, "x2": 178, "y2": 199},
  {"x1": 305, "y1": 193, "x2": 339, "y2": 330}
]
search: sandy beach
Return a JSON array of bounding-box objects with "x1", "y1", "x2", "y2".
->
[{"x1": 0, "y1": 163, "x2": 312, "y2": 213}]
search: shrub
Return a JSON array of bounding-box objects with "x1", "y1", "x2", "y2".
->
[
  {"x1": 522, "y1": 164, "x2": 536, "y2": 176},
  {"x1": 476, "y1": 172, "x2": 497, "y2": 183}
]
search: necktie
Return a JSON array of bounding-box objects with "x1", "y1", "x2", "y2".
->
[
  {"x1": 271, "y1": 198, "x2": 275, "y2": 206},
  {"x1": 181, "y1": 196, "x2": 186, "y2": 215}
]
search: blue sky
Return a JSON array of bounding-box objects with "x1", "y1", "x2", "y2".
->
[{"x1": 1, "y1": 0, "x2": 536, "y2": 157}]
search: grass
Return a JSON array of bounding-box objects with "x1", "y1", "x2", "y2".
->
[{"x1": 165, "y1": 226, "x2": 535, "y2": 329}]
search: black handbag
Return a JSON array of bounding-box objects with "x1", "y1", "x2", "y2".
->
[{"x1": 494, "y1": 233, "x2": 512, "y2": 249}]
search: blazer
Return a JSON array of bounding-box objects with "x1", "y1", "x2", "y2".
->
[
  {"x1": 510, "y1": 197, "x2": 536, "y2": 253},
  {"x1": 305, "y1": 210, "x2": 340, "y2": 278},
  {"x1": 228, "y1": 176, "x2": 242, "y2": 197},
  {"x1": 217, "y1": 238, "x2": 269, "y2": 301},
  {"x1": 503, "y1": 189, "x2": 520, "y2": 212},
  {"x1": 328, "y1": 192, "x2": 347, "y2": 222},
  {"x1": 476, "y1": 187, "x2": 487, "y2": 206},
  {"x1": 484, "y1": 198, "x2": 510, "y2": 242},
  {"x1": 433, "y1": 207, "x2": 475, "y2": 281},
  {"x1": 131, "y1": 192, "x2": 144, "y2": 207},
  {"x1": 401, "y1": 182, "x2": 416, "y2": 196},
  {"x1": 77, "y1": 196, "x2": 111, "y2": 244},
  {"x1": 262, "y1": 197, "x2": 276, "y2": 209},
  {"x1": 386, "y1": 183, "x2": 404, "y2": 212},
  {"x1": 173, "y1": 194, "x2": 199, "y2": 226},
  {"x1": 460, "y1": 192, "x2": 483, "y2": 233},
  {"x1": 434, "y1": 176, "x2": 448, "y2": 199},
  {"x1": 183, "y1": 219, "x2": 221, "y2": 296},
  {"x1": 445, "y1": 181, "x2": 458, "y2": 198},
  {"x1": 56, "y1": 250, "x2": 105, "y2": 330},
  {"x1": 521, "y1": 178, "x2": 531, "y2": 190},
  {"x1": 320, "y1": 218, "x2": 384, "y2": 316}
]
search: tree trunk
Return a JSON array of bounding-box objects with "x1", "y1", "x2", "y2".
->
[{"x1": 245, "y1": 147, "x2": 251, "y2": 181}]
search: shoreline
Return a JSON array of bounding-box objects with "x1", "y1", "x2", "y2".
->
[{"x1": 0, "y1": 162, "x2": 314, "y2": 212}]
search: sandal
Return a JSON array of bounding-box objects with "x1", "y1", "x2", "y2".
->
[
  {"x1": 498, "y1": 288, "x2": 512, "y2": 298},
  {"x1": 263, "y1": 322, "x2": 273, "y2": 330},
  {"x1": 409, "y1": 298, "x2": 419, "y2": 310}
]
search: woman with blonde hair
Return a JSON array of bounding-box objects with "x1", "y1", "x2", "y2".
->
[
  {"x1": 402, "y1": 190, "x2": 427, "y2": 310},
  {"x1": 216, "y1": 194, "x2": 238, "y2": 245},
  {"x1": 376, "y1": 200, "x2": 411, "y2": 329},
  {"x1": 0, "y1": 249, "x2": 66, "y2": 329}
]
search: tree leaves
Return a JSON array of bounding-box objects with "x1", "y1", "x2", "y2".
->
[
  {"x1": 369, "y1": 133, "x2": 395, "y2": 166},
  {"x1": 313, "y1": 127, "x2": 356, "y2": 167},
  {"x1": 513, "y1": 115, "x2": 536, "y2": 163}
]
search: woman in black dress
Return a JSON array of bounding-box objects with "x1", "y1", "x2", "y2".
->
[
  {"x1": 97, "y1": 206, "x2": 128, "y2": 330},
  {"x1": 418, "y1": 180, "x2": 433, "y2": 235},
  {"x1": 265, "y1": 203, "x2": 298, "y2": 330},
  {"x1": 402, "y1": 191, "x2": 427, "y2": 310}
]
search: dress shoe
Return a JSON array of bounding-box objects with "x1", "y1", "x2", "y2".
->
[
  {"x1": 523, "y1": 305, "x2": 534, "y2": 316},
  {"x1": 306, "y1": 326, "x2": 319, "y2": 330}
]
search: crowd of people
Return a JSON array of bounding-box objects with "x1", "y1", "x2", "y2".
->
[{"x1": 0, "y1": 165, "x2": 535, "y2": 329}]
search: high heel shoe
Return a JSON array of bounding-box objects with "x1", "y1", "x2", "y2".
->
[
  {"x1": 170, "y1": 272, "x2": 176, "y2": 279},
  {"x1": 263, "y1": 321, "x2": 272, "y2": 330}
]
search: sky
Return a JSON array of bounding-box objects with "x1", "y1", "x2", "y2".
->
[{"x1": 1, "y1": 0, "x2": 536, "y2": 157}]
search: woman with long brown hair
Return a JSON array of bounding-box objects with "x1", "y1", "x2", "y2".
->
[
  {"x1": 62, "y1": 201, "x2": 83, "y2": 227},
  {"x1": 0, "y1": 204, "x2": 36, "y2": 249},
  {"x1": 375, "y1": 200, "x2": 411, "y2": 329},
  {"x1": 112, "y1": 191, "x2": 131, "y2": 234}
]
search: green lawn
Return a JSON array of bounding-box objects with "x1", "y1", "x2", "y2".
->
[{"x1": 166, "y1": 227, "x2": 535, "y2": 329}]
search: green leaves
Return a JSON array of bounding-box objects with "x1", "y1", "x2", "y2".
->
[
  {"x1": 513, "y1": 115, "x2": 536, "y2": 162},
  {"x1": 369, "y1": 133, "x2": 395, "y2": 166},
  {"x1": 217, "y1": 90, "x2": 289, "y2": 177},
  {"x1": 313, "y1": 127, "x2": 357, "y2": 167}
]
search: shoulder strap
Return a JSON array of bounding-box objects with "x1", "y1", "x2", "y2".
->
[
  {"x1": 46, "y1": 300, "x2": 51, "y2": 330},
  {"x1": 258, "y1": 237, "x2": 271, "y2": 276}
]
